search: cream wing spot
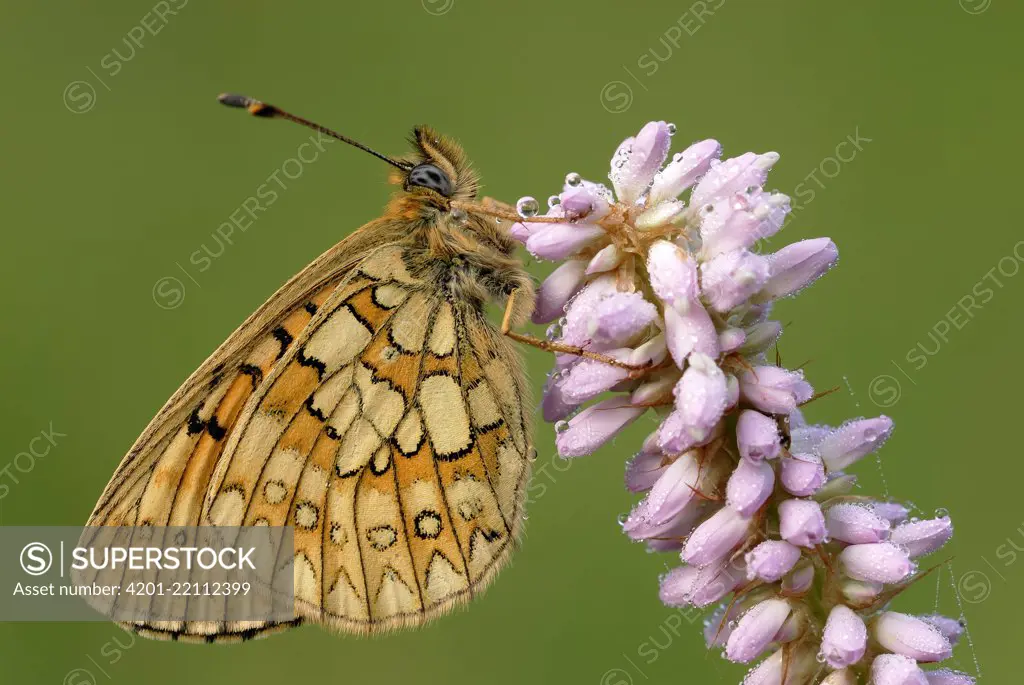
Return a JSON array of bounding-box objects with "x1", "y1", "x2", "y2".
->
[
  {"x1": 424, "y1": 553, "x2": 467, "y2": 605},
  {"x1": 359, "y1": 246, "x2": 416, "y2": 283},
  {"x1": 209, "y1": 486, "x2": 245, "y2": 526},
  {"x1": 308, "y1": 366, "x2": 353, "y2": 419},
  {"x1": 294, "y1": 553, "x2": 318, "y2": 604},
  {"x1": 394, "y1": 409, "x2": 423, "y2": 456},
  {"x1": 263, "y1": 480, "x2": 287, "y2": 505},
  {"x1": 295, "y1": 501, "x2": 319, "y2": 530},
  {"x1": 427, "y1": 303, "x2": 456, "y2": 356},
  {"x1": 305, "y1": 307, "x2": 372, "y2": 375},
  {"x1": 355, "y1": 364, "x2": 406, "y2": 436},
  {"x1": 327, "y1": 387, "x2": 360, "y2": 440},
  {"x1": 370, "y1": 443, "x2": 392, "y2": 475},
  {"x1": 420, "y1": 375, "x2": 471, "y2": 457},
  {"x1": 335, "y1": 418, "x2": 381, "y2": 477},
  {"x1": 367, "y1": 525, "x2": 397, "y2": 551},
  {"x1": 390, "y1": 293, "x2": 430, "y2": 352},
  {"x1": 374, "y1": 567, "x2": 417, "y2": 618},
  {"x1": 468, "y1": 384, "x2": 502, "y2": 430},
  {"x1": 372, "y1": 283, "x2": 408, "y2": 309},
  {"x1": 326, "y1": 568, "x2": 367, "y2": 619}
]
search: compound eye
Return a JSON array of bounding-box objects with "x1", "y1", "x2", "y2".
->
[{"x1": 407, "y1": 163, "x2": 453, "y2": 197}]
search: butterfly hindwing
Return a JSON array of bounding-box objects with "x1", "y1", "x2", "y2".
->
[{"x1": 90, "y1": 244, "x2": 533, "y2": 641}]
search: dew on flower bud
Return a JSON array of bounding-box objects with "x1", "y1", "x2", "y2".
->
[
  {"x1": 555, "y1": 420, "x2": 570, "y2": 434},
  {"x1": 517, "y1": 196, "x2": 540, "y2": 218},
  {"x1": 565, "y1": 172, "x2": 583, "y2": 187},
  {"x1": 667, "y1": 123, "x2": 677, "y2": 135},
  {"x1": 745, "y1": 185, "x2": 761, "y2": 196},
  {"x1": 546, "y1": 323, "x2": 562, "y2": 340},
  {"x1": 935, "y1": 507, "x2": 950, "y2": 518},
  {"x1": 700, "y1": 204, "x2": 715, "y2": 217},
  {"x1": 547, "y1": 195, "x2": 561, "y2": 208}
]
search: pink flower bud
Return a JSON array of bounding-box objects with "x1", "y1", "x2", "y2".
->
[
  {"x1": 890, "y1": 516, "x2": 953, "y2": 557},
  {"x1": 841, "y1": 578, "x2": 885, "y2": 605},
  {"x1": 691, "y1": 151, "x2": 779, "y2": 208},
  {"x1": 741, "y1": 645, "x2": 816, "y2": 685},
  {"x1": 532, "y1": 259, "x2": 588, "y2": 324},
  {"x1": 681, "y1": 505, "x2": 752, "y2": 566},
  {"x1": 525, "y1": 222, "x2": 607, "y2": 260},
  {"x1": 647, "y1": 240, "x2": 698, "y2": 307},
  {"x1": 623, "y1": 452, "x2": 700, "y2": 532},
  {"x1": 739, "y1": 320, "x2": 784, "y2": 356},
  {"x1": 659, "y1": 558, "x2": 744, "y2": 608},
  {"x1": 840, "y1": 542, "x2": 916, "y2": 583},
  {"x1": 778, "y1": 499, "x2": 827, "y2": 548},
  {"x1": 820, "y1": 604, "x2": 867, "y2": 668},
  {"x1": 826, "y1": 503, "x2": 892, "y2": 544},
  {"x1": 874, "y1": 501, "x2": 911, "y2": 524},
  {"x1": 745, "y1": 540, "x2": 801, "y2": 582},
  {"x1": 718, "y1": 327, "x2": 746, "y2": 354},
  {"x1": 648, "y1": 138, "x2": 721, "y2": 204},
  {"x1": 610, "y1": 121, "x2": 672, "y2": 204},
  {"x1": 925, "y1": 669, "x2": 976, "y2": 685},
  {"x1": 874, "y1": 612, "x2": 953, "y2": 663},
  {"x1": 821, "y1": 670, "x2": 858, "y2": 685},
  {"x1": 920, "y1": 614, "x2": 964, "y2": 646},
  {"x1": 585, "y1": 243, "x2": 622, "y2": 274},
  {"x1": 636, "y1": 199, "x2": 686, "y2": 230},
  {"x1": 725, "y1": 598, "x2": 792, "y2": 663},
  {"x1": 782, "y1": 560, "x2": 815, "y2": 595},
  {"x1": 870, "y1": 654, "x2": 929, "y2": 685},
  {"x1": 739, "y1": 366, "x2": 814, "y2": 414},
  {"x1": 658, "y1": 354, "x2": 728, "y2": 453},
  {"x1": 555, "y1": 396, "x2": 646, "y2": 458},
  {"x1": 541, "y1": 374, "x2": 576, "y2": 422},
  {"x1": 726, "y1": 458, "x2": 775, "y2": 517},
  {"x1": 663, "y1": 301, "x2": 720, "y2": 367},
  {"x1": 588, "y1": 292, "x2": 658, "y2": 346},
  {"x1": 624, "y1": 449, "x2": 667, "y2": 493},
  {"x1": 737, "y1": 410, "x2": 782, "y2": 461},
  {"x1": 818, "y1": 416, "x2": 894, "y2": 470},
  {"x1": 780, "y1": 452, "x2": 826, "y2": 496},
  {"x1": 559, "y1": 349, "x2": 631, "y2": 404},
  {"x1": 699, "y1": 193, "x2": 785, "y2": 259},
  {"x1": 700, "y1": 249, "x2": 771, "y2": 312},
  {"x1": 759, "y1": 237, "x2": 839, "y2": 300}
]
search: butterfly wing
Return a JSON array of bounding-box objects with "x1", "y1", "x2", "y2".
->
[{"x1": 88, "y1": 241, "x2": 533, "y2": 641}]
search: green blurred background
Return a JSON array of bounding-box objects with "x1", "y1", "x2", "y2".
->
[{"x1": 0, "y1": 0, "x2": 1019, "y2": 682}]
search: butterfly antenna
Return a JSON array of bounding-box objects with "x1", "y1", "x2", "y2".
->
[{"x1": 217, "y1": 93, "x2": 413, "y2": 171}]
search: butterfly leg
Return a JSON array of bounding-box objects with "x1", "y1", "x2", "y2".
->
[{"x1": 500, "y1": 289, "x2": 649, "y2": 372}]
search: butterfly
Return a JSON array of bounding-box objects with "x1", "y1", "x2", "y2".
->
[{"x1": 85, "y1": 94, "x2": 633, "y2": 642}]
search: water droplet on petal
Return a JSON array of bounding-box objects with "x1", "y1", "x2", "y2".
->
[
  {"x1": 565, "y1": 172, "x2": 583, "y2": 187},
  {"x1": 667, "y1": 123, "x2": 677, "y2": 135},
  {"x1": 517, "y1": 196, "x2": 539, "y2": 218},
  {"x1": 547, "y1": 195, "x2": 561, "y2": 208},
  {"x1": 555, "y1": 420, "x2": 570, "y2": 433}
]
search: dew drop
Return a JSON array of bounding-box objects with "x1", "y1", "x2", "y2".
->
[
  {"x1": 555, "y1": 420, "x2": 570, "y2": 434},
  {"x1": 667, "y1": 123, "x2": 677, "y2": 135},
  {"x1": 516, "y1": 196, "x2": 540, "y2": 218},
  {"x1": 547, "y1": 195, "x2": 561, "y2": 208},
  {"x1": 450, "y1": 207, "x2": 468, "y2": 223},
  {"x1": 935, "y1": 507, "x2": 950, "y2": 518},
  {"x1": 565, "y1": 172, "x2": 583, "y2": 187},
  {"x1": 700, "y1": 204, "x2": 715, "y2": 216},
  {"x1": 745, "y1": 185, "x2": 761, "y2": 195}
]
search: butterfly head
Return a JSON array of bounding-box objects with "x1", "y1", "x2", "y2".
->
[{"x1": 400, "y1": 126, "x2": 480, "y2": 203}]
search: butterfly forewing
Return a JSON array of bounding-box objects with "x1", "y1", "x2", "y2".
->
[{"x1": 88, "y1": 243, "x2": 533, "y2": 641}]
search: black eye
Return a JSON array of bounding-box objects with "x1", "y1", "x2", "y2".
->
[{"x1": 407, "y1": 163, "x2": 453, "y2": 197}]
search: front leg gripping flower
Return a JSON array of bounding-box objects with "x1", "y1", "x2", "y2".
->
[{"x1": 514, "y1": 121, "x2": 968, "y2": 684}]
